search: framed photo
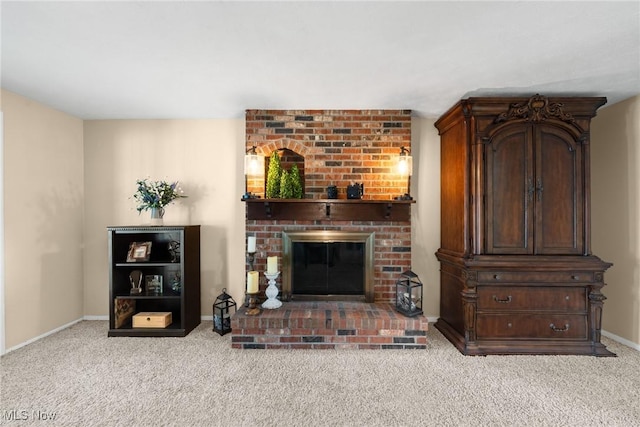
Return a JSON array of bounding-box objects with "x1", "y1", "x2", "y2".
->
[
  {"x1": 127, "y1": 241, "x2": 152, "y2": 262},
  {"x1": 145, "y1": 274, "x2": 163, "y2": 295}
]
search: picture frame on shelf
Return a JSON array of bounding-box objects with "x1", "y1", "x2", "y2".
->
[{"x1": 127, "y1": 241, "x2": 152, "y2": 262}]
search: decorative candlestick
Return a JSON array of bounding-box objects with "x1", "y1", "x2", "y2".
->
[
  {"x1": 246, "y1": 251, "x2": 256, "y2": 271},
  {"x1": 262, "y1": 271, "x2": 282, "y2": 309},
  {"x1": 246, "y1": 236, "x2": 257, "y2": 270},
  {"x1": 245, "y1": 235, "x2": 257, "y2": 307},
  {"x1": 245, "y1": 292, "x2": 261, "y2": 316}
]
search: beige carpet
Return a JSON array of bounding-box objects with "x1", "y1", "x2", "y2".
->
[{"x1": 1, "y1": 321, "x2": 639, "y2": 427}]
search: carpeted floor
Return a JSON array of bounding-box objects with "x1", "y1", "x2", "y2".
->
[{"x1": 1, "y1": 321, "x2": 639, "y2": 427}]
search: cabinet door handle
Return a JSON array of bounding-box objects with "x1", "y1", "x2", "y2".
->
[
  {"x1": 493, "y1": 295, "x2": 512, "y2": 303},
  {"x1": 536, "y1": 178, "x2": 544, "y2": 201},
  {"x1": 550, "y1": 323, "x2": 570, "y2": 332},
  {"x1": 527, "y1": 179, "x2": 535, "y2": 202}
]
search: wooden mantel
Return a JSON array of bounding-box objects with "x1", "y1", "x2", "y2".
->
[{"x1": 243, "y1": 198, "x2": 415, "y2": 222}]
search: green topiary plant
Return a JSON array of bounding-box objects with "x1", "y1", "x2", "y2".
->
[
  {"x1": 266, "y1": 151, "x2": 282, "y2": 198},
  {"x1": 290, "y1": 164, "x2": 303, "y2": 199},
  {"x1": 280, "y1": 169, "x2": 294, "y2": 199}
]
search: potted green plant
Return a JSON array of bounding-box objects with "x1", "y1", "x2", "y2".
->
[
  {"x1": 266, "y1": 151, "x2": 282, "y2": 198},
  {"x1": 280, "y1": 169, "x2": 293, "y2": 199},
  {"x1": 290, "y1": 164, "x2": 303, "y2": 199}
]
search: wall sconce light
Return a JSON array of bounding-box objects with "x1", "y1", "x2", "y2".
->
[
  {"x1": 244, "y1": 146, "x2": 265, "y2": 177},
  {"x1": 397, "y1": 146, "x2": 412, "y2": 176}
]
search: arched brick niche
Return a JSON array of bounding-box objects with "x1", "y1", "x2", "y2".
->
[{"x1": 245, "y1": 109, "x2": 412, "y2": 200}]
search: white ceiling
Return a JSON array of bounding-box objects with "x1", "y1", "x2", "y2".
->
[{"x1": 2, "y1": 1, "x2": 639, "y2": 119}]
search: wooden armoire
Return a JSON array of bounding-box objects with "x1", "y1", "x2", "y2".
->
[{"x1": 434, "y1": 95, "x2": 614, "y2": 356}]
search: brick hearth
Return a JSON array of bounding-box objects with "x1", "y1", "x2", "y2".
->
[{"x1": 231, "y1": 302, "x2": 428, "y2": 350}]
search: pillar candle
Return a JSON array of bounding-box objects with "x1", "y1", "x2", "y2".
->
[
  {"x1": 247, "y1": 236, "x2": 256, "y2": 253},
  {"x1": 247, "y1": 271, "x2": 259, "y2": 293},
  {"x1": 267, "y1": 256, "x2": 278, "y2": 274}
]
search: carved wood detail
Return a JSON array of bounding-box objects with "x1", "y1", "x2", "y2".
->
[{"x1": 495, "y1": 94, "x2": 575, "y2": 124}]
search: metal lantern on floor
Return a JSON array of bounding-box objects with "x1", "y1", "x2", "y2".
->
[
  {"x1": 213, "y1": 288, "x2": 237, "y2": 336},
  {"x1": 395, "y1": 270, "x2": 423, "y2": 317}
]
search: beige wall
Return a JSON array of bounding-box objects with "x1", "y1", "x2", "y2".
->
[
  {"x1": 82, "y1": 119, "x2": 247, "y2": 318},
  {"x1": 2, "y1": 89, "x2": 84, "y2": 349},
  {"x1": 411, "y1": 117, "x2": 441, "y2": 317},
  {"x1": 592, "y1": 95, "x2": 640, "y2": 347}
]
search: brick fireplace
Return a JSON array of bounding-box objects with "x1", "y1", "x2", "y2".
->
[
  {"x1": 232, "y1": 109, "x2": 428, "y2": 349},
  {"x1": 246, "y1": 219, "x2": 412, "y2": 302}
]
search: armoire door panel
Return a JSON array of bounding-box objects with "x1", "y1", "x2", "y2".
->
[
  {"x1": 535, "y1": 126, "x2": 583, "y2": 254},
  {"x1": 486, "y1": 126, "x2": 533, "y2": 254}
]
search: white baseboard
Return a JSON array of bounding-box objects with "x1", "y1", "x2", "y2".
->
[
  {"x1": 602, "y1": 329, "x2": 640, "y2": 351},
  {"x1": 5, "y1": 317, "x2": 637, "y2": 355},
  {"x1": 3, "y1": 318, "x2": 83, "y2": 355}
]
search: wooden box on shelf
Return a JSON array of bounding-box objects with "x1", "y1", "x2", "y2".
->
[
  {"x1": 107, "y1": 225, "x2": 201, "y2": 337},
  {"x1": 132, "y1": 312, "x2": 172, "y2": 328}
]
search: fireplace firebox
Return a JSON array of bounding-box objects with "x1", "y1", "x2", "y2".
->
[{"x1": 282, "y1": 231, "x2": 375, "y2": 302}]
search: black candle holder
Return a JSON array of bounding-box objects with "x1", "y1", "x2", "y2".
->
[{"x1": 246, "y1": 251, "x2": 256, "y2": 271}]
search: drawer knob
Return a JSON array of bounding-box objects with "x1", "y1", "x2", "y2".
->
[
  {"x1": 571, "y1": 275, "x2": 580, "y2": 280},
  {"x1": 493, "y1": 274, "x2": 500, "y2": 280},
  {"x1": 493, "y1": 295, "x2": 512, "y2": 303},
  {"x1": 550, "y1": 323, "x2": 570, "y2": 332}
]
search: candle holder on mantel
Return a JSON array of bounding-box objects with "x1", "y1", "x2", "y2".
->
[
  {"x1": 262, "y1": 271, "x2": 282, "y2": 309},
  {"x1": 245, "y1": 292, "x2": 261, "y2": 316},
  {"x1": 245, "y1": 251, "x2": 256, "y2": 307},
  {"x1": 246, "y1": 251, "x2": 256, "y2": 271}
]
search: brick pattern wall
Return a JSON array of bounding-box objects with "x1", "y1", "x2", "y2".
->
[
  {"x1": 245, "y1": 109, "x2": 412, "y2": 199},
  {"x1": 245, "y1": 109, "x2": 412, "y2": 304}
]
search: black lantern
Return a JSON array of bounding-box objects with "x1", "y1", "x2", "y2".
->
[
  {"x1": 395, "y1": 270, "x2": 423, "y2": 317},
  {"x1": 213, "y1": 288, "x2": 237, "y2": 336}
]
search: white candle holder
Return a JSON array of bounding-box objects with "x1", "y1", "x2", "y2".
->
[{"x1": 262, "y1": 271, "x2": 282, "y2": 309}]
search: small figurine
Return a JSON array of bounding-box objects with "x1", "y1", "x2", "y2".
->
[
  {"x1": 168, "y1": 240, "x2": 181, "y2": 263},
  {"x1": 129, "y1": 270, "x2": 143, "y2": 295}
]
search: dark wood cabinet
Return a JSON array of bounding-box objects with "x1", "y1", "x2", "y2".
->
[
  {"x1": 107, "y1": 225, "x2": 201, "y2": 337},
  {"x1": 434, "y1": 95, "x2": 614, "y2": 356}
]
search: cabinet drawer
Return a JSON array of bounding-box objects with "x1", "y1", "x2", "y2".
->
[
  {"x1": 476, "y1": 314, "x2": 587, "y2": 339},
  {"x1": 477, "y1": 286, "x2": 587, "y2": 311},
  {"x1": 477, "y1": 271, "x2": 594, "y2": 283}
]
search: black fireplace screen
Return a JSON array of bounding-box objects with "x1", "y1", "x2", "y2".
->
[{"x1": 292, "y1": 242, "x2": 365, "y2": 295}]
